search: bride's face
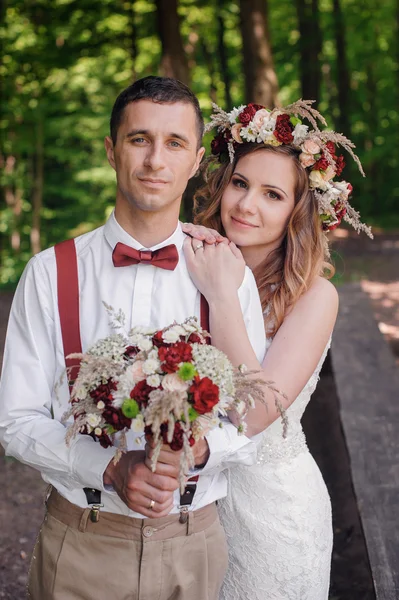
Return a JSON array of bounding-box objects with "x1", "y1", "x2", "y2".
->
[{"x1": 220, "y1": 150, "x2": 296, "y2": 259}]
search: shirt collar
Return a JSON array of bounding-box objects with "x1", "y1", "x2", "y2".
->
[{"x1": 104, "y1": 210, "x2": 185, "y2": 253}]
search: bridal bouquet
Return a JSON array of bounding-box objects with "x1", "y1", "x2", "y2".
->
[{"x1": 62, "y1": 311, "x2": 263, "y2": 491}]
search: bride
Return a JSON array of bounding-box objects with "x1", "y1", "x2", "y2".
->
[{"x1": 182, "y1": 101, "x2": 372, "y2": 599}]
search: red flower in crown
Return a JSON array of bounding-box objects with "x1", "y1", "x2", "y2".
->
[
  {"x1": 274, "y1": 114, "x2": 294, "y2": 144},
  {"x1": 239, "y1": 103, "x2": 264, "y2": 125},
  {"x1": 335, "y1": 155, "x2": 346, "y2": 176},
  {"x1": 189, "y1": 376, "x2": 219, "y2": 414},
  {"x1": 211, "y1": 133, "x2": 228, "y2": 156}
]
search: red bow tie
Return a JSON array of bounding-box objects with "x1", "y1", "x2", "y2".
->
[{"x1": 112, "y1": 242, "x2": 179, "y2": 271}]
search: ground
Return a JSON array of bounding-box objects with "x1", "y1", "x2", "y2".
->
[{"x1": 0, "y1": 229, "x2": 397, "y2": 599}]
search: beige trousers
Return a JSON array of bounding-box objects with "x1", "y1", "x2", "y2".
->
[{"x1": 28, "y1": 489, "x2": 228, "y2": 600}]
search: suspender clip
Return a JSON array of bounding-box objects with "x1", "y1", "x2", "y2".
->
[{"x1": 89, "y1": 503, "x2": 104, "y2": 523}]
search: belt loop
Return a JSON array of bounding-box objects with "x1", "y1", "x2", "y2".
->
[
  {"x1": 79, "y1": 508, "x2": 91, "y2": 532},
  {"x1": 186, "y1": 510, "x2": 194, "y2": 536}
]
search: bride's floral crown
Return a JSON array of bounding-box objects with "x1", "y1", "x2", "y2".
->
[{"x1": 206, "y1": 101, "x2": 372, "y2": 237}]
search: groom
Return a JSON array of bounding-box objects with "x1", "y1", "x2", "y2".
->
[{"x1": 0, "y1": 76, "x2": 266, "y2": 599}]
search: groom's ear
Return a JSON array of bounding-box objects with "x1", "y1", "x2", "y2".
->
[
  {"x1": 190, "y1": 145, "x2": 206, "y2": 179},
  {"x1": 104, "y1": 136, "x2": 116, "y2": 171}
]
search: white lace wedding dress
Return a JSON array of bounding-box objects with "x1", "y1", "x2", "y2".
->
[{"x1": 219, "y1": 336, "x2": 333, "y2": 600}]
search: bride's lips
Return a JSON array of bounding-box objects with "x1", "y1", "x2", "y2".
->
[{"x1": 231, "y1": 216, "x2": 258, "y2": 229}]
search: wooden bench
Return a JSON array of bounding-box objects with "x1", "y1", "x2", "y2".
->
[{"x1": 330, "y1": 283, "x2": 399, "y2": 599}]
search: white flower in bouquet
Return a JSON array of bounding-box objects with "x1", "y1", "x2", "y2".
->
[
  {"x1": 162, "y1": 373, "x2": 190, "y2": 392},
  {"x1": 87, "y1": 413, "x2": 101, "y2": 429},
  {"x1": 142, "y1": 358, "x2": 161, "y2": 375},
  {"x1": 138, "y1": 337, "x2": 153, "y2": 352},
  {"x1": 146, "y1": 374, "x2": 161, "y2": 388}
]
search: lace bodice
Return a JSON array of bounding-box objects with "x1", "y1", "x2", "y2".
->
[{"x1": 255, "y1": 336, "x2": 331, "y2": 465}]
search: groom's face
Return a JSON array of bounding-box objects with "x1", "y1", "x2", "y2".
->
[{"x1": 105, "y1": 100, "x2": 204, "y2": 215}]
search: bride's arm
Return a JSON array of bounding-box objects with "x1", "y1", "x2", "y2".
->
[{"x1": 184, "y1": 238, "x2": 339, "y2": 437}]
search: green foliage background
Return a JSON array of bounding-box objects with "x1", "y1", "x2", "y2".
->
[{"x1": 1, "y1": 0, "x2": 398, "y2": 286}]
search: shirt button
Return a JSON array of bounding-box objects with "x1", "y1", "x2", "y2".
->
[{"x1": 142, "y1": 526, "x2": 154, "y2": 538}]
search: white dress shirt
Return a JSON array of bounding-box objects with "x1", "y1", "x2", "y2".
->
[{"x1": 0, "y1": 212, "x2": 266, "y2": 517}]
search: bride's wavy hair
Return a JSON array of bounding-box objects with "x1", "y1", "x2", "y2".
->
[{"x1": 193, "y1": 143, "x2": 334, "y2": 336}]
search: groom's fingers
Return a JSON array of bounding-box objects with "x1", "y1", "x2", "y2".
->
[{"x1": 126, "y1": 489, "x2": 174, "y2": 517}]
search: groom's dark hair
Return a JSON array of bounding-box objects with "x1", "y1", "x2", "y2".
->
[{"x1": 110, "y1": 76, "x2": 204, "y2": 148}]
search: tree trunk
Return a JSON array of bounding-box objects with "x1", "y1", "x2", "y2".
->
[
  {"x1": 332, "y1": 0, "x2": 351, "y2": 135},
  {"x1": 217, "y1": 0, "x2": 232, "y2": 108},
  {"x1": 30, "y1": 117, "x2": 43, "y2": 255},
  {"x1": 200, "y1": 38, "x2": 217, "y2": 103},
  {"x1": 295, "y1": 0, "x2": 322, "y2": 103},
  {"x1": 3, "y1": 154, "x2": 22, "y2": 254},
  {"x1": 130, "y1": 0, "x2": 138, "y2": 79},
  {"x1": 155, "y1": 0, "x2": 190, "y2": 86},
  {"x1": 239, "y1": 0, "x2": 279, "y2": 108}
]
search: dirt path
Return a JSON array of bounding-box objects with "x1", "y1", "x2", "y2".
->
[{"x1": 0, "y1": 231, "x2": 397, "y2": 599}]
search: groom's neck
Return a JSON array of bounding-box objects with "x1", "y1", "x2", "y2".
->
[{"x1": 115, "y1": 202, "x2": 181, "y2": 248}]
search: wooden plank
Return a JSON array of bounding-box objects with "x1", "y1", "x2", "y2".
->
[{"x1": 330, "y1": 283, "x2": 399, "y2": 600}]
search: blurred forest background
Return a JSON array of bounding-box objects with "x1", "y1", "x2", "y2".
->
[{"x1": 1, "y1": 0, "x2": 398, "y2": 287}]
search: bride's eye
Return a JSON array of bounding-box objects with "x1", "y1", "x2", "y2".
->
[
  {"x1": 232, "y1": 178, "x2": 247, "y2": 189},
  {"x1": 267, "y1": 190, "x2": 282, "y2": 201}
]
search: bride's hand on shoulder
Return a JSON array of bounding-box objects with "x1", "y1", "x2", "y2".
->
[
  {"x1": 183, "y1": 236, "x2": 246, "y2": 302},
  {"x1": 181, "y1": 222, "x2": 227, "y2": 245}
]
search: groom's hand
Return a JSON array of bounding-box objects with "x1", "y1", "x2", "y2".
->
[
  {"x1": 103, "y1": 450, "x2": 178, "y2": 517},
  {"x1": 145, "y1": 443, "x2": 182, "y2": 478}
]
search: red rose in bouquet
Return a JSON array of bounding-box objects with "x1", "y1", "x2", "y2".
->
[
  {"x1": 130, "y1": 380, "x2": 155, "y2": 406},
  {"x1": 189, "y1": 376, "x2": 219, "y2": 414},
  {"x1": 89, "y1": 379, "x2": 117, "y2": 405},
  {"x1": 102, "y1": 406, "x2": 132, "y2": 431},
  {"x1": 159, "y1": 342, "x2": 193, "y2": 374}
]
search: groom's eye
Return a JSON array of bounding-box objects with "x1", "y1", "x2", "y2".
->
[{"x1": 169, "y1": 140, "x2": 182, "y2": 148}]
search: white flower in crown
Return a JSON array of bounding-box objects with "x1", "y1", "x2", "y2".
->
[
  {"x1": 333, "y1": 180, "x2": 352, "y2": 200},
  {"x1": 228, "y1": 105, "x2": 246, "y2": 124},
  {"x1": 292, "y1": 123, "x2": 309, "y2": 145},
  {"x1": 258, "y1": 128, "x2": 278, "y2": 145},
  {"x1": 240, "y1": 126, "x2": 258, "y2": 143},
  {"x1": 142, "y1": 358, "x2": 161, "y2": 375},
  {"x1": 309, "y1": 170, "x2": 329, "y2": 191},
  {"x1": 252, "y1": 108, "x2": 273, "y2": 130}
]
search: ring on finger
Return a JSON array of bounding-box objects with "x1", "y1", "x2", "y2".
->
[
  {"x1": 193, "y1": 243, "x2": 204, "y2": 253},
  {"x1": 148, "y1": 499, "x2": 155, "y2": 510}
]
